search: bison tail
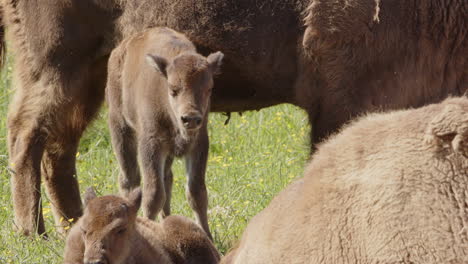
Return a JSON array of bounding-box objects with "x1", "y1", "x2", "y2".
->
[{"x1": 0, "y1": 6, "x2": 6, "y2": 70}]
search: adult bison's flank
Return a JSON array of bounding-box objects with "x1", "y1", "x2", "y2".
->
[
  {"x1": 63, "y1": 188, "x2": 220, "y2": 264},
  {"x1": 106, "y1": 27, "x2": 223, "y2": 239},
  {"x1": 222, "y1": 96, "x2": 468, "y2": 263},
  {"x1": 1, "y1": 0, "x2": 466, "y2": 235}
]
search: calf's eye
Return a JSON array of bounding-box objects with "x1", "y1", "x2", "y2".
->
[
  {"x1": 117, "y1": 228, "x2": 127, "y2": 235},
  {"x1": 169, "y1": 85, "x2": 181, "y2": 97}
]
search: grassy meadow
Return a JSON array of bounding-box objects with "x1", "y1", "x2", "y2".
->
[{"x1": 0, "y1": 56, "x2": 311, "y2": 263}]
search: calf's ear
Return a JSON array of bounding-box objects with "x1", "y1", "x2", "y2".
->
[
  {"x1": 146, "y1": 54, "x2": 168, "y2": 78},
  {"x1": 425, "y1": 103, "x2": 468, "y2": 158},
  {"x1": 128, "y1": 187, "x2": 142, "y2": 214},
  {"x1": 84, "y1": 187, "x2": 97, "y2": 207},
  {"x1": 207, "y1": 51, "x2": 224, "y2": 75}
]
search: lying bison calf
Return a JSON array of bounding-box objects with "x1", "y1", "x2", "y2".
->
[
  {"x1": 63, "y1": 188, "x2": 220, "y2": 264},
  {"x1": 106, "y1": 27, "x2": 223, "y2": 239},
  {"x1": 222, "y1": 96, "x2": 468, "y2": 264}
]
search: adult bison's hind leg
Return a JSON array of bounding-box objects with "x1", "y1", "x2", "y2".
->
[
  {"x1": 7, "y1": 81, "x2": 49, "y2": 236},
  {"x1": 8, "y1": 126, "x2": 46, "y2": 236},
  {"x1": 41, "y1": 140, "x2": 82, "y2": 233},
  {"x1": 9, "y1": 56, "x2": 107, "y2": 235},
  {"x1": 41, "y1": 57, "x2": 107, "y2": 233}
]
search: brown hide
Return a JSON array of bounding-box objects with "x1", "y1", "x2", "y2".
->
[
  {"x1": 63, "y1": 188, "x2": 220, "y2": 264},
  {"x1": 106, "y1": 27, "x2": 223, "y2": 239},
  {"x1": 0, "y1": 0, "x2": 466, "y2": 235},
  {"x1": 221, "y1": 96, "x2": 468, "y2": 263}
]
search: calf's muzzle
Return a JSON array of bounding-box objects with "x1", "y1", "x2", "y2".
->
[
  {"x1": 181, "y1": 114, "x2": 203, "y2": 130},
  {"x1": 85, "y1": 260, "x2": 106, "y2": 264}
]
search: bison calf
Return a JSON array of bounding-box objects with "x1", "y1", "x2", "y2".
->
[
  {"x1": 63, "y1": 188, "x2": 220, "y2": 264},
  {"x1": 222, "y1": 96, "x2": 468, "y2": 263},
  {"x1": 106, "y1": 27, "x2": 223, "y2": 239}
]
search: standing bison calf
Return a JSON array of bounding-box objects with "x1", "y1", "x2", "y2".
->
[
  {"x1": 222, "y1": 96, "x2": 468, "y2": 263},
  {"x1": 106, "y1": 27, "x2": 223, "y2": 239},
  {"x1": 63, "y1": 188, "x2": 220, "y2": 264}
]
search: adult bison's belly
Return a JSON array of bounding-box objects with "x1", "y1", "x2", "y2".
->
[{"x1": 119, "y1": 0, "x2": 306, "y2": 112}]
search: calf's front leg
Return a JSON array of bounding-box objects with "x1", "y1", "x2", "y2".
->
[
  {"x1": 138, "y1": 135, "x2": 167, "y2": 220},
  {"x1": 108, "y1": 113, "x2": 141, "y2": 197},
  {"x1": 185, "y1": 126, "x2": 212, "y2": 240}
]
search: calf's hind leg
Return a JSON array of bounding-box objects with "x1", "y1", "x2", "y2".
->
[
  {"x1": 185, "y1": 126, "x2": 212, "y2": 239},
  {"x1": 162, "y1": 156, "x2": 174, "y2": 218}
]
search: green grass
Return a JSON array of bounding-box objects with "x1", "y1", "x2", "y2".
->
[{"x1": 0, "y1": 56, "x2": 311, "y2": 263}]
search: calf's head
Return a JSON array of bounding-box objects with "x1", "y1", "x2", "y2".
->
[
  {"x1": 146, "y1": 51, "x2": 224, "y2": 136},
  {"x1": 80, "y1": 188, "x2": 142, "y2": 264}
]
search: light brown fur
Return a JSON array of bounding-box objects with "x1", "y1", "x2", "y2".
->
[
  {"x1": 0, "y1": 0, "x2": 466, "y2": 236},
  {"x1": 222, "y1": 96, "x2": 468, "y2": 264},
  {"x1": 63, "y1": 188, "x2": 220, "y2": 264},
  {"x1": 106, "y1": 27, "x2": 223, "y2": 239}
]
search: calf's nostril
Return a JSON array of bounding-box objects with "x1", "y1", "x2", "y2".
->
[
  {"x1": 85, "y1": 258, "x2": 106, "y2": 264},
  {"x1": 181, "y1": 115, "x2": 202, "y2": 126},
  {"x1": 89, "y1": 261, "x2": 105, "y2": 264}
]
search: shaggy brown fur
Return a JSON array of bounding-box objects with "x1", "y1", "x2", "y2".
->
[
  {"x1": 300, "y1": 0, "x2": 468, "y2": 142},
  {"x1": 221, "y1": 96, "x2": 468, "y2": 263},
  {"x1": 0, "y1": 0, "x2": 466, "y2": 235},
  {"x1": 63, "y1": 188, "x2": 220, "y2": 264},
  {"x1": 106, "y1": 27, "x2": 223, "y2": 239}
]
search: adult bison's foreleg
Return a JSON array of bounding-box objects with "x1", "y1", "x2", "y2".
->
[
  {"x1": 162, "y1": 156, "x2": 174, "y2": 218},
  {"x1": 41, "y1": 141, "x2": 82, "y2": 233},
  {"x1": 185, "y1": 126, "x2": 212, "y2": 240},
  {"x1": 138, "y1": 135, "x2": 166, "y2": 220},
  {"x1": 309, "y1": 103, "x2": 361, "y2": 145}
]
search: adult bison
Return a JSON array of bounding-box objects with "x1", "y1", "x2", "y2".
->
[
  {"x1": 221, "y1": 96, "x2": 468, "y2": 263},
  {"x1": 1, "y1": 0, "x2": 466, "y2": 236}
]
